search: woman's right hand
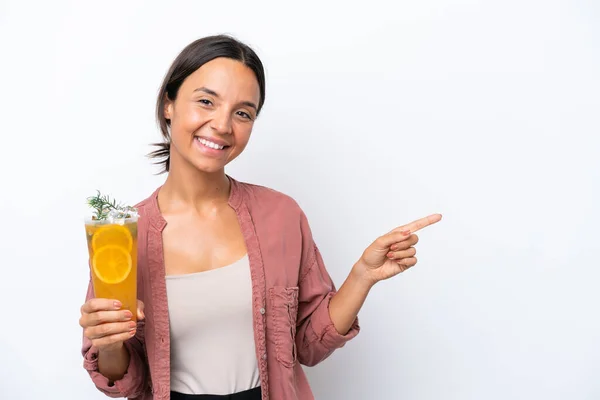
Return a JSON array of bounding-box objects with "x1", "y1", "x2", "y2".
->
[{"x1": 79, "y1": 299, "x2": 145, "y2": 352}]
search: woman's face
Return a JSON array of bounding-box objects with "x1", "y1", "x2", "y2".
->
[{"x1": 165, "y1": 57, "x2": 261, "y2": 174}]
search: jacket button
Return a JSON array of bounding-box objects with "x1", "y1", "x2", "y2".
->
[
  {"x1": 259, "y1": 307, "x2": 265, "y2": 315},
  {"x1": 262, "y1": 353, "x2": 267, "y2": 360}
]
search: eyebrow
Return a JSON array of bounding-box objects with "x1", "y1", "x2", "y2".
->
[{"x1": 193, "y1": 87, "x2": 258, "y2": 111}]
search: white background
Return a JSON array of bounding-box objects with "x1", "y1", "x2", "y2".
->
[{"x1": 1, "y1": 1, "x2": 599, "y2": 399}]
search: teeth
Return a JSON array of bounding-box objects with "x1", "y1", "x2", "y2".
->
[{"x1": 197, "y1": 138, "x2": 225, "y2": 150}]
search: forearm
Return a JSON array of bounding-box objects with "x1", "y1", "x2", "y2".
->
[
  {"x1": 328, "y1": 261, "x2": 373, "y2": 335},
  {"x1": 98, "y1": 343, "x2": 131, "y2": 382}
]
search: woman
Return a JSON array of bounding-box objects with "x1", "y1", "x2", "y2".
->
[{"x1": 79, "y1": 35, "x2": 441, "y2": 400}]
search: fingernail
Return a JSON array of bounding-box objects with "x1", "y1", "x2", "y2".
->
[
  {"x1": 390, "y1": 244, "x2": 397, "y2": 251},
  {"x1": 128, "y1": 321, "x2": 136, "y2": 329},
  {"x1": 401, "y1": 230, "x2": 411, "y2": 236},
  {"x1": 129, "y1": 329, "x2": 136, "y2": 336},
  {"x1": 123, "y1": 311, "x2": 132, "y2": 320},
  {"x1": 387, "y1": 252, "x2": 394, "y2": 258},
  {"x1": 113, "y1": 301, "x2": 122, "y2": 309}
]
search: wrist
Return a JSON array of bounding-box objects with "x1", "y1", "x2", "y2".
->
[
  {"x1": 98, "y1": 341, "x2": 125, "y2": 356},
  {"x1": 97, "y1": 341, "x2": 130, "y2": 381},
  {"x1": 350, "y1": 260, "x2": 377, "y2": 290}
]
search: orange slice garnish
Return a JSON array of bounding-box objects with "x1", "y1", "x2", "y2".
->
[
  {"x1": 92, "y1": 245, "x2": 132, "y2": 284},
  {"x1": 92, "y1": 224, "x2": 133, "y2": 252}
]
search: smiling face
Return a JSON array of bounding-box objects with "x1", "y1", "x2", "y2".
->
[{"x1": 164, "y1": 57, "x2": 261, "y2": 174}]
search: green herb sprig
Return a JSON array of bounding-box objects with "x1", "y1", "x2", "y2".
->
[{"x1": 87, "y1": 191, "x2": 135, "y2": 220}]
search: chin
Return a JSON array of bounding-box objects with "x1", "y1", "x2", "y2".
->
[
  {"x1": 172, "y1": 147, "x2": 238, "y2": 174},
  {"x1": 189, "y1": 158, "x2": 229, "y2": 174}
]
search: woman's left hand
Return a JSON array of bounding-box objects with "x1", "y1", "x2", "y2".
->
[{"x1": 355, "y1": 213, "x2": 442, "y2": 285}]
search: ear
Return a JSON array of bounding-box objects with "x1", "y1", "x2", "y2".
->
[{"x1": 164, "y1": 97, "x2": 173, "y2": 121}]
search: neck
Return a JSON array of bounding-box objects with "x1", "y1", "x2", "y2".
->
[{"x1": 158, "y1": 159, "x2": 231, "y2": 215}]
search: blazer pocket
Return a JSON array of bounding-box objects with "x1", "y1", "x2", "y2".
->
[{"x1": 269, "y1": 286, "x2": 299, "y2": 368}]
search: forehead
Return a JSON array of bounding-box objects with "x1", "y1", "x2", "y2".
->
[{"x1": 181, "y1": 57, "x2": 260, "y2": 103}]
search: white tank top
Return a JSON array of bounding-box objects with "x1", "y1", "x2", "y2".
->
[{"x1": 165, "y1": 255, "x2": 260, "y2": 395}]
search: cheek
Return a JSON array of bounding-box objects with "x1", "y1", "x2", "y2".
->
[
  {"x1": 233, "y1": 125, "x2": 253, "y2": 148},
  {"x1": 172, "y1": 105, "x2": 208, "y2": 133}
]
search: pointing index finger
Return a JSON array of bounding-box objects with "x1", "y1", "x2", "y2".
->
[{"x1": 399, "y1": 213, "x2": 442, "y2": 234}]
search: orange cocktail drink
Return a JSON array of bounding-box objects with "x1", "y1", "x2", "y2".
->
[{"x1": 85, "y1": 192, "x2": 138, "y2": 320}]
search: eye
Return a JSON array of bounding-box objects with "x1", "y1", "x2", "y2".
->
[
  {"x1": 236, "y1": 111, "x2": 253, "y2": 120},
  {"x1": 198, "y1": 99, "x2": 213, "y2": 106}
]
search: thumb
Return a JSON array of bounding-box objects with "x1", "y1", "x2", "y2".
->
[{"x1": 137, "y1": 300, "x2": 145, "y2": 320}]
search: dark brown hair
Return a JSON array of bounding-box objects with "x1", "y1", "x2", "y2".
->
[{"x1": 149, "y1": 34, "x2": 266, "y2": 173}]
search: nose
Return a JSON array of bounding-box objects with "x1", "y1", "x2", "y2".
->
[{"x1": 210, "y1": 107, "x2": 233, "y2": 135}]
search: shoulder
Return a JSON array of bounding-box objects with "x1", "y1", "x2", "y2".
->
[
  {"x1": 235, "y1": 180, "x2": 307, "y2": 220},
  {"x1": 237, "y1": 180, "x2": 301, "y2": 210},
  {"x1": 133, "y1": 195, "x2": 154, "y2": 214},
  {"x1": 132, "y1": 186, "x2": 161, "y2": 218},
  {"x1": 235, "y1": 179, "x2": 318, "y2": 261}
]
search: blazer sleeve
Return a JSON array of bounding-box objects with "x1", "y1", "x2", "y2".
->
[
  {"x1": 81, "y1": 279, "x2": 148, "y2": 398},
  {"x1": 294, "y1": 211, "x2": 360, "y2": 367}
]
